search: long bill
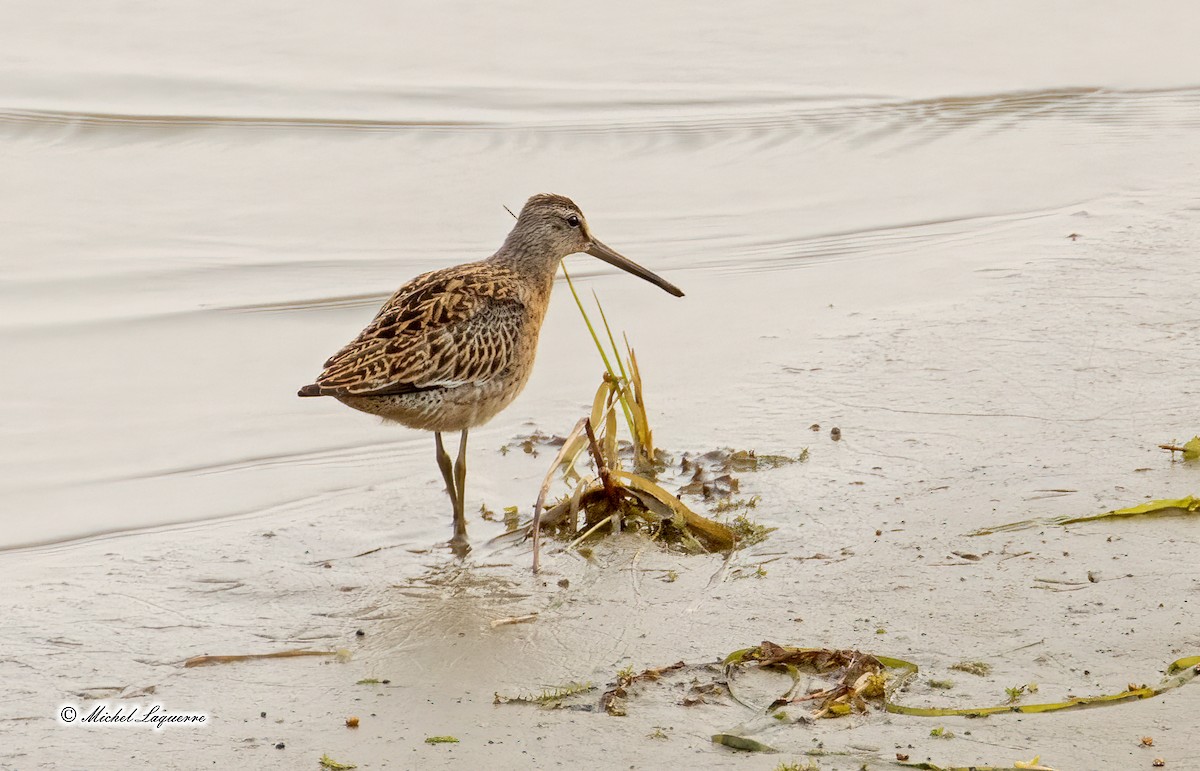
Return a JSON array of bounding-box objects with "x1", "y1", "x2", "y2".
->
[{"x1": 586, "y1": 239, "x2": 685, "y2": 297}]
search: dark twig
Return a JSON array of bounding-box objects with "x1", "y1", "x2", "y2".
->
[{"x1": 584, "y1": 418, "x2": 621, "y2": 512}]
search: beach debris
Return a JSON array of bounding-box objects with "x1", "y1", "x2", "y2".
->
[
  {"x1": 518, "y1": 427, "x2": 792, "y2": 566},
  {"x1": 686, "y1": 449, "x2": 809, "y2": 475},
  {"x1": 1159, "y1": 436, "x2": 1200, "y2": 461},
  {"x1": 524, "y1": 402, "x2": 742, "y2": 570},
  {"x1": 601, "y1": 661, "x2": 687, "y2": 716},
  {"x1": 682, "y1": 679, "x2": 726, "y2": 706},
  {"x1": 723, "y1": 642, "x2": 895, "y2": 720},
  {"x1": 494, "y1": 647, "x2": 1198, "y2": 767},
  {"x1": 711, "y1": 734, "x2": 778, "y2": 753},
  {"x1": 968, "y1": 496, "x2": 1200, "y2": 536},
  {"x1": 344, "y1": 716, "x2": 359, "y2": 728},
  {"x1": 424, "y1": 736, "x2": 459, "y2": 744},
  {"x1": 712, "y1": 494, "x2": 760, "y2": 512},
  {"x1": 950, "y1": 661, "x2": 992, "y2": 676},
  {"x1": 507, "y1": 273, "x2": 799, "y2": 570},
  {"x1": 500, "y1": 429, "x2": 564, "y2": 457},
  {"x1": 183, "y1": 648, "x2": 346, "y2": 668},
  {"x1": 493, "y1": 681, "x2": 595, "y2": 708},
  {"x1": 319, "y1": 754, "x2": 356, "y2": 770},
  {"x1": 504, "y1": 647, "x2": 1200, "y2": 721},
  {"x1": 888, "y1": 658, "x2": 1198, "y2": 718},
  {"x1": 489, "y1": 612, "x2": 538, "y2": 628},
  {"x1": 1005, "y1": 683, "x2": 1038, "y2": 704},
  {"x1": 720, "y1": 643, "x2": 1200, "y2": 733}
]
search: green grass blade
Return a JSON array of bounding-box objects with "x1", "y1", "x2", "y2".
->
[
  {"x1": 561, "y1": 261, "x2": 618, "y2": 380},
  {"x1": 561, "y1": 261, "x2": 636, "y2": 438},
  {"x1": 593, "y1": 290, "x2": 630, "y2": 384}
]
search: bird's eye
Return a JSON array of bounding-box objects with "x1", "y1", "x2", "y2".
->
[{"x1": 566, "y1": 215, "x2": 580, "y2": 228}]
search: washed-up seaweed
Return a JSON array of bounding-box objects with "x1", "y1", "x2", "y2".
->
[
  {"x1": 495, "y1": 644, "x2": 1196, "y2": 768},
  {"x1": 515, "y1": 268, "x2": 792, "y2": 571},
  {"x1": 492, "y1": 681, "x2": 595, "y2": 707},
  {"x1": 968, "y1": 496, "x2": 1200, "y2": 536},
  {"x1": 719, "y1": 642, "x2": 1200, "y2": 723},
  {"x1": 599, "y1": 661, "x2": 687, "y2": 716},
  {"x1": 722, "y1": 642, "x2": 906, "y2": 721}
]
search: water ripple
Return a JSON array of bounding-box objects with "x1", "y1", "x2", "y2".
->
[{"x1": 2, "y1": 86, "x2": 1197, "y2": 146}]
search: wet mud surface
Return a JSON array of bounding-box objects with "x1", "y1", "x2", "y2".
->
[{"x1": 2, "y1": 2, "x2": 1199, "y2": 769}]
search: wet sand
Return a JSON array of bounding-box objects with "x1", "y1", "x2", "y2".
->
[{"x1": 3, "y1": 2, "x2": 1199, "y2": 769}]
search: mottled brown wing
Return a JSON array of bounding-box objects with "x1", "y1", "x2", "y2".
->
[{"x1": 299, "y1": 264, "x2": 525, "y2": 397}]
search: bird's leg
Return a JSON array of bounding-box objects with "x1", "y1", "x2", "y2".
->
[
  {"x1": 435, "y1": 432, "x2": 459, "y2": 515},
  {"x1": 450, "y1": 428, "x2": 470, "y2": 555}
]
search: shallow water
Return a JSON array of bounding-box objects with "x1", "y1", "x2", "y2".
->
[{"x1": 3, "y1": 3, "x2": 1199, "y2": 769}]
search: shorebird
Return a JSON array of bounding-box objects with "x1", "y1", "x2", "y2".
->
[{"x1": 298, "y1": 194, "x2": 683, "y2": 555}]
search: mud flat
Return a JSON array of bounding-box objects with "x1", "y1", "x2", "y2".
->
[
  {"x1": 4, "y1": 192, "x2": 1199, "y2": 769},
  {"x1": 2, "y1": 2, "x2": 1199, "y2": 769}
]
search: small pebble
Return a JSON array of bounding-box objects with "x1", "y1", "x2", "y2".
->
[
  {"x1": 355, "y1": 629, "x2": 365, "y2": 637},
  {"x1": 275, "y1": 742, "x2": 285, "y2": 750},
  {"x1": 346, "y1": 716, "x2": 360, "y2": 728},
  {"x1": 830, "y1": 427, "x2": 841, "y2": 441},
  {"x1": 260, "y1": 711, "x2": 266, "y2": 718},
  {"x1": 557, "y1": 578, "x2": 570, "y2": 589}
]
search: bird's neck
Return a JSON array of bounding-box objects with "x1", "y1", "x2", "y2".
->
[{"x1": 489, "y1": 236, "x2": 563, "y2": 290}]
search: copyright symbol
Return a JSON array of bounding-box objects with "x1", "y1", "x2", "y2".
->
[{"x1": 60, "y1": 706, "x2": 77, "y2": 722}]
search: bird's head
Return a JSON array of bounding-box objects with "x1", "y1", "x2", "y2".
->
[{"x1": 504, "y1": 193, "x2": 684, "y2": 297}]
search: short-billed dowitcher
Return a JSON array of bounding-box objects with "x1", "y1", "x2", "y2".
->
[{"x1": 298, "y1": 194, "x2": 683, "y2": 554}]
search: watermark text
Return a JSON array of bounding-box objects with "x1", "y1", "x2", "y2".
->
[{"x1": 59, "y1": 703, "x2": 208, "y2": 730}]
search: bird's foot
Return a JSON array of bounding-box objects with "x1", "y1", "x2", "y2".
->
[{"x1": 447, "y1": 534, "x2": 472, "y2": 560}]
